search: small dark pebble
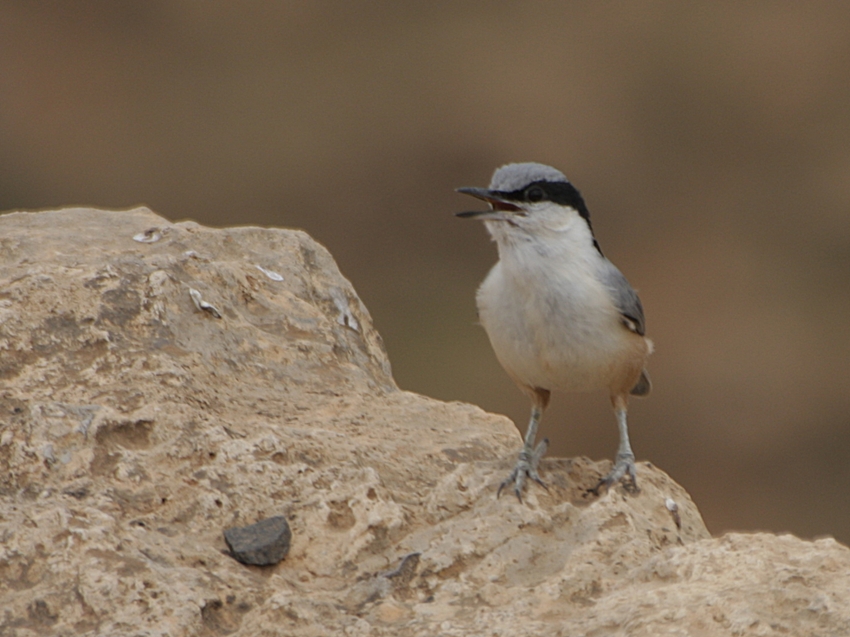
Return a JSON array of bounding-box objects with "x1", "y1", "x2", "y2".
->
[{"x1": 224, "y1": 516, "x2": 291, "y2": 566}]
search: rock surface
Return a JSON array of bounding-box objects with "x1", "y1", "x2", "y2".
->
[{"x1": 0, "y1": 207, "x2": 848, "y2": 636}]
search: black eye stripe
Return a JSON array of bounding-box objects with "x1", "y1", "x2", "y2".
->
[
  {"x1": 496, "y1": 181, "x2": 589, "y2": 217},
  {"x1": 493, "y1": 180, "x2": 598, "y2": 252},
  {"x1": 525, "y1": 186, "x2": 544, "y2": 202}
]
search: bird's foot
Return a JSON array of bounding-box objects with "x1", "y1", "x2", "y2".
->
[
  {"x1": 593, "y1": 452, "x2": 639, "y2": 495},
  {"x1": 497, "y1": 439, "x2": 549, "y2": 503}
]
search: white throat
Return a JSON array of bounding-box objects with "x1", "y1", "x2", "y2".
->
[{"x1": 486, "y1": 207, "x2": 598, "y2": 266}]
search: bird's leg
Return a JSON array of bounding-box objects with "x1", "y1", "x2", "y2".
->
[
  {"x1": 596, "y1": 394, "x2": 639, "y2": 493},
  {"x1": 498, "y1": 389, "x2": 550, "y2": 502}
]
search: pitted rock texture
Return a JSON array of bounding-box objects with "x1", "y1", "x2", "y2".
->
[{"x1": 1, "y1": 208, "x2": 848, "y2": 636}]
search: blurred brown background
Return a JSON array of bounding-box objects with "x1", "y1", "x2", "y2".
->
[{"x1": 2, "y1": 2, "x2": 849, "y2": 544}]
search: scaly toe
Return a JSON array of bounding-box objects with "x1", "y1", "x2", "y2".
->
[
  {"x1": 497, "y1": 447, "x2": 548, "y2": 502},
  {"x1": 593, "y1": 453, "x2": 639, "y2": 494}
]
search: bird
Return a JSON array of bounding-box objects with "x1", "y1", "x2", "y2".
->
[{"x1": 456, "y1": 162, "x2": 652, "y2": 501}]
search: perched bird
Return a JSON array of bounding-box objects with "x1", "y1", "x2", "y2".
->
[{"x1": 456, "y1": 162, "x2": 652, "y2": 501}]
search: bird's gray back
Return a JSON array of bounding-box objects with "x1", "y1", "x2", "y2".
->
[{"x1": 597, "y1": 258, "x2": 646, "y2": 336}]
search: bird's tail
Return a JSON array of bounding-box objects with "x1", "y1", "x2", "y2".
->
[{"x1": 630, "y1": 369, "x2": 651, "y2": 397}]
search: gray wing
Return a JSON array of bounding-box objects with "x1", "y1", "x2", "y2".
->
[{"x1": 598, "y1": 259, "x2": 646, "y2": 336}]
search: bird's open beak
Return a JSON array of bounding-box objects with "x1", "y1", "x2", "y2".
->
[{"x1": 455, "y1": 187, "x2": 521, "y2": 219}]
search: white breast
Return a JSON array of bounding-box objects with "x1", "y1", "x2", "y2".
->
[{"x1": 476, "y1": 234, "x2": 636, "y2": 393}]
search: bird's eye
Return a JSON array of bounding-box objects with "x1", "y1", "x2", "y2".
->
[{"x1": 525, "y1": 186, "x2": 544, "y2": 202}]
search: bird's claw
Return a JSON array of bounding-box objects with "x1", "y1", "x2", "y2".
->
[
  {"x1": 592, "y1": 452, "x2": 639, "y2": 495},
  {"x1": 497, "y1": 439, "x2": 549, "y2": 503}
]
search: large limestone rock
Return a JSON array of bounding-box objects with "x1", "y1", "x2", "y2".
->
[{"x1": 1, "y1": 208, "x2": 848, "y2": 636}]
